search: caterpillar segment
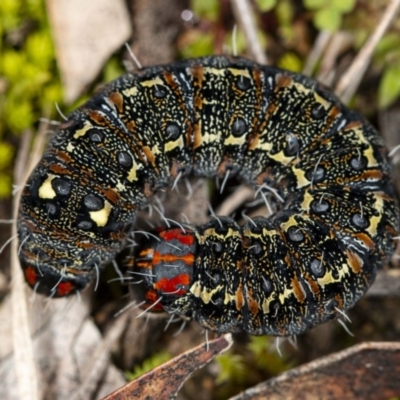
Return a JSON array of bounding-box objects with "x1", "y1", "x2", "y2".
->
[{"x1": 18, "y1": 56, "x2": 399, "y2": 335}]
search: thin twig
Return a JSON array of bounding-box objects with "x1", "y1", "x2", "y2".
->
[
  {"x1": 230, "y1": 0, "x2": 268, "y2": 64},
  {"x1": 11, "y1": 130, "x2": 38, "y2": 400},
  {"x1": 317, "y1": 31, "x2": 353, "y2": 86},
  {"x1": 11, "y1": 122, "x2": 49, "y2": 400},
  {"x1": 303, "y1": 30, "x2": 332, "y2": 76},
  {"x1": 216, "y1": 185, "x2": 254, "y2": 216},
  {"x1": 335, "y1": 0, "x2": 400, "y2": 103}
]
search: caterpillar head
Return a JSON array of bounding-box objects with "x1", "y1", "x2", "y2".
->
[
  {"x1": 18, "y1": 219, "x2": 99, "y2": 297},
  {"x1": 17, "y1": 161, "x2": 132, "y2": 297},
  {"x1": 135, "y1": 227, "x2": 197, "y2": 315}
]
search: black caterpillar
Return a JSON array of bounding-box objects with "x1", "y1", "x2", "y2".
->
[{"x1": 18, "y1": 56, "x2": 399, "y2": 336}]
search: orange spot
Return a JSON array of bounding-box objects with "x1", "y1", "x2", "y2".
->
[
  {"x1": 88, "y1": 110, "x2": 108, "y2": 126},
  {"x1": 139, "y1": 248, "x2": 154, "y2": 257},
  {"x1": 144, "y1": 289, "x2": 164, "y2": 311},
  {"x1": 57, "y1": 281, "x2": 75, "y2": 296},
  {"x1": 108, "y1": 91, "x2": 124, "y2": 113},
  {"x1": 136, "y1": 260, "x2": 152, "y2": 269},
  {"x1": 154, "y1": 274, "x2": 190, "y2": 295},
  {"x1": 49, "y1": 164, "x2": 72, "y2": 175},
  {"x1": 354, "y1": 232, "x2": 375, "y2": 250},
  {"x1": 235, "y1": 286, "x2": 245, "y2": 310},
  {"x1": 56, "y1": 151, "x2": 73, "y2": 164},
  {"x1": 142, "y1": 146, "x2": 155, "y2": 166},
  {"x1": 160, "y1": 229, "x2": 194, "y2": 246},
  {"x1": 345, "y1": 250, "x2": 363, "y2": 273},
  {"x1": 292, "y1": 278, "x2": 306, "y2": 303},
  {"x1": 24, "y1": 266, "x2": 38, "y2": 287},
  {"x1": 361, "y1": 170, "x2": 383, "y2": 181},
  {"x1": 153, "y1": 251, "x2": 195, "y2": 266}
]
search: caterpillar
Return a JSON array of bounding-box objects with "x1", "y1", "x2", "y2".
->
[{"x1": 18, "y1": 55, "x2": 399, "y2": 336}]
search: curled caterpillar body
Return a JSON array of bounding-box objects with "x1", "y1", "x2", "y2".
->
[{"x1": 18, "y1": 56, "x2": 399, "y2": 335}]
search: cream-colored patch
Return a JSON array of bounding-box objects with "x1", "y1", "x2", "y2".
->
[
  {"x1": 66, "y1": 142, "x2": 75, "y2": 152},
  {"x1": 261, "y1": 298, "x2": 271, "y2": 314},
  {"x1": 116, "y1": 180, "x2": 126, "y2": 191},
  {"x1": 140, "y1": 77, "x2": 164, "y2": 88},
  {"x1": 224, "y1": 292, "x2": 237, "y2": 305},
  {"x1": 292, "y1": 165, "x2": 311, "y2": 188},
  {"x1": 165, "y1": 136, "x2": 184, "y2": 152},
  {"x1": 269, "y1": 150, "x2": 294, "y2": 166},
  {"x1": 366, "y1": 194, "x2": 383, "y2": 236},
  {"x1": 363, "y1": 145, "x2": 378, "y2": 167},
  {"x1": 227, "y1": 68, "x2": 251, "y2": 78},
  {"x1": 190, "y1": 281, "x2": 223, "y2": 304},
  {"x1": 38, "y1": 175, "x2": 56, "y2": 199},
  {"x1": 224, "y1": 134, "x2": 246, "y2": 146},
  {"x1": 127, "y1": 163, "x2": 141, "y2": 182},
  {"x1": 200, "y1": 131, "x2": 221, "y2": 144},
  {"x1": 89, "y1": 200, "x2": 112, "y2": 227},
  {"x1": 203, "y1": 67, "x2": 225, "y2": 76},
  {"x1": 301, "y1": 191, "x2": 314, "y2": 211},
  {"x1": 151, "y1": 144, "x2": 161, "y2": 155},
  {"x1": 279, "y1": 215, "x2": 298, "y2": 232},
  {"x1": 122, "y1": 86, "x2": 138, "y2": 97},
  {"x1": 278, "y1": 287, "x2": 293, "y2": 304},
  {"x1": 313, "y1": 92, "x2": 331, "y2": 110},
  {"x1": 318, "y1": 263, "x2": 350, "y2": 286},
  {"x1": 253, "y1": 140, "x2": 273, "y2": 152},
  {"x1": 73, "y1": 120, "x2": 93, "y2": 139}
]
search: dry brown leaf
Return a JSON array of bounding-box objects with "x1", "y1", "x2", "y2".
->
[
  {"x1": 102, "y1": 334, "x2": 233, "y2": 400},
  {"x1": 46, "y1": 0, "x2": 132, "y2": 103},
  {"x1": 229, "y1": 341, "x2": 400, "y2": 400}
]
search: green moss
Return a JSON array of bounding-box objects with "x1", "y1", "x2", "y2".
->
[
  {"x1": 125, "y1": 351, "x2": 172, "y2": 381},
  {"x1": 0, "y1": 0, "x2": 62, "y2": 197}
]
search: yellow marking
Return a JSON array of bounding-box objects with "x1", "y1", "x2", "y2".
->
[
  {"x1": 165, "y1": 136, "x2": 184, "y2": 152},
  {"x1": 66, "y1": 142, "x2": 75, "y2": 152},
  {"x1": 38, "y1": 175, "x2": 56, "y2": 199},
  {"x1": 224, "y1": 134, "x2": 246, "y2": 146},
  {"x1": 317, "y1": 271, "x2": 336, "y2": 285},
  {"x1": 202, "y1": 98, "x2": 222, "y2": 105},
  {"x1": 253, "y1": 140, "x2": 273, "y2": 152},
  {"x1": 301, "y1": 191, "x2": 314, "y2": 211},
  {"x1": 317, "y1": 263, "x2": 350, "y2": 286},
  {"x1": 89, "y1": 200, "x2": 112, "y2": 227},
  {"x1": 190, "y1": 281, "x2": 223, "y2": 304},
  {"x1": 262, "y1": 298, "x2": 271, "y2": 314},
  {"x1": 203, "y1": 67, "x2": 225, "y2": 76},
  {"x1": 127, "y1": 163, "x2": 141, "y2": 182},
  {"x1": 364, "y1": 145, "x2": 378, "y2": 167},
  {"x1": 151, "y1": 144, "x2": 161, "y2": 155},
  {"x1": 116, "y1": 180, "x2": 126, "y2": 191},
  {"x1": 73, "y1": 120, "x2": 94, "y2": 139},
  {"x1": 367, "y1": 194, "x2": 383, "y2": 236},
  {"x1": 292, "y1": 165, "x2": 311, "y2": 188},
  {"x1": 279, "y1": 287, "x2": 293, "y2": 304},
  {"x1": 269, "y1": 150, "x2": 294, "y2": 166},
  {"x1": 279, "y1": 215, "x2": 298, "y2": 232},
  {"x1": 122, "y1": 86, "x2": 138, "y2": 97},
  {"x1": 227, "y1": 68, "x2": 251, "y2": 78},
  {"x1": 197, "y1": 227, "x2": 240, "y2": 245},
  {"x1": 140, "y1": 77, "x2": 164, "y2": 87},
  {"x1": 313, "y1": 92, "x2": 331, "y2": 110},
  {"x1": 224, "y1": 292, "x2": 237, "y2": 305},
  {"x1": 294, "y1": 81, "x2": 310, "y2": 94},
  {"x1": 200, "y1": 131, "x2": 221, "y2": 144},
  {"x1": 349, "y1": 126, "x2": 378, "y2": 167}
]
